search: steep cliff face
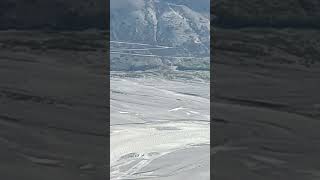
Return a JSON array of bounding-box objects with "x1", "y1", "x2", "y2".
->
[{"x1": 0, "y1": 0, "x2": 107, "y2": 30}]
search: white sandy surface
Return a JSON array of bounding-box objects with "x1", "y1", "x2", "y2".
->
[{"x1": 110, "y1": 76, "x2": 209, "y2": 179}]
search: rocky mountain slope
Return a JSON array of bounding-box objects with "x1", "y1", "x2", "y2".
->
[
  {"x1": 110, "y1": 0, "x2": 210, "y2": 71},
  {"x1": 111, "y1": 0, "x2": 209, "y2": 51}
]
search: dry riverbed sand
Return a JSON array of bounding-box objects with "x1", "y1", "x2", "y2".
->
[{"x1": 110, "y1": 74, "x2": 210, "y2": 179}]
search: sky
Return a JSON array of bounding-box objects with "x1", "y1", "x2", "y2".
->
[
  {"x1": 110, "y1": 0, "x2": 145, "y2": 10},
  {"x1": 110, "y1": 0, "x2": 210, "y2": 13}
]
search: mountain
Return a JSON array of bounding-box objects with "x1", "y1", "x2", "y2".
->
[
  {"x1": 110, "y1": 0, "x2": 210, "y2": 71},
  {"x1": 164, "y1": 0, "x2": 210, "y2": 15},
  {"x1": 110, "y1": 0, "x2": 210, "y2": 56}
]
